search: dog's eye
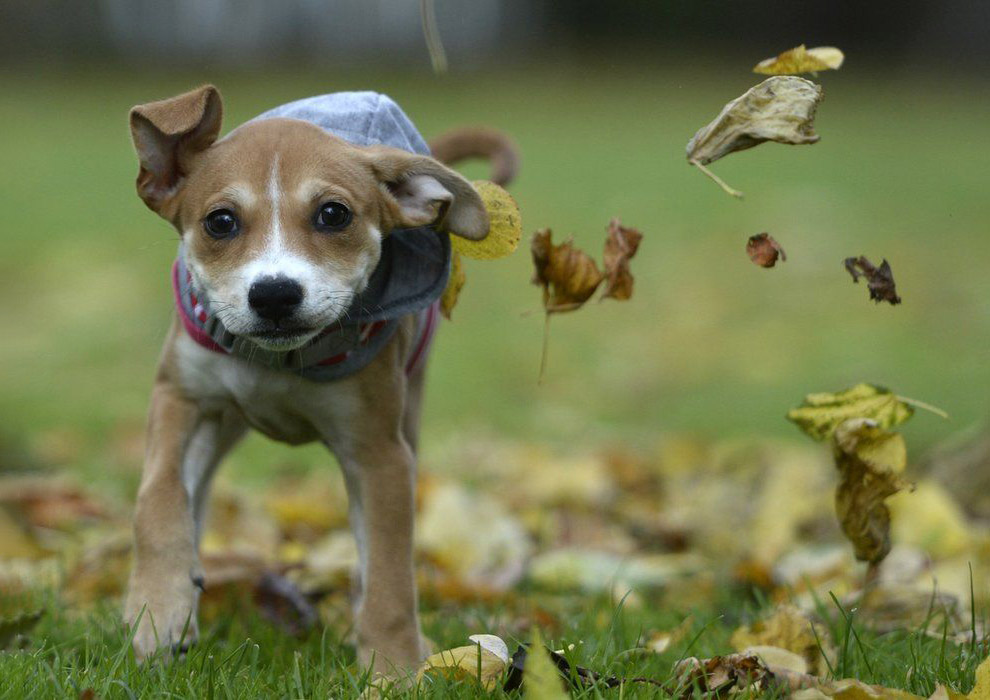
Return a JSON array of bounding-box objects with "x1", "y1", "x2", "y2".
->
[
  {"x1": 314, "y1": 202, "x2": 352, "y2": 231},
  {"x1": 204, "y1": 209, "x2": 239, "y2": 238}
]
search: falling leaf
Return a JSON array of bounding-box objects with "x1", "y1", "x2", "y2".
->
[
  {"x1": 747, "y1": 233, "x2": 786, "y2": 268},
  {"x1": 531, "y1": 229, "x2": 603, "y2": 313},
  {"x1": 787, "y1": 383, "x2": 915, "y2": 442},
  {"x1": 754, "y1": 45, "x2": 845, "y2": 75},
  {"x1": 833, "y1": 418, "x2": 913, "y2": 564},
  {"x1": 451, "y1": 181, "x2": 522, "y2": 260},
  {"x1": 522, "y1": 630, "x2": 569, "y2": 700},
  {"x1": 601, "y1": 218, "x2": 643, "y2": 300},
  {"x1": 418, "y1": 634, "x2": 510, "y2": 691},
  {"x1": 686, "y1": 76, "x2": 823, "y2": 198},
  {"x1": 440, "y1": 251, "x2": 466, "y2": 319},
  {"x1": 845, "y1": 256, "x2": 901, "y2": 305},
  {"x1": 730, "y1": 604, "x2": 835, "y2": 675}
]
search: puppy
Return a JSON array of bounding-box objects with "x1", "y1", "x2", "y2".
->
[{"x1": 122, "y1": 85, "x2": 517, "y2": 675}]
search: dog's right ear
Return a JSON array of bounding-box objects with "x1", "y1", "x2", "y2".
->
[{"x1": 129, "y1": 85, "x2": 223, "y2": 218}]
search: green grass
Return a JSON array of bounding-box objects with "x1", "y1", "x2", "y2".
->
[
  {"x1": 1, "y1": 588, "x2": 987, "y2": 698},
  {"x1": 1, "y1": 58, "x2": 989, "y2": 696}
]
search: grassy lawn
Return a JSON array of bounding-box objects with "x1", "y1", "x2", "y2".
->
[{"x1": 1, "y1": 57, "x2": 989, "y2": 697}]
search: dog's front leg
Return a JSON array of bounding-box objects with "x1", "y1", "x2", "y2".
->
[
  {"x1": 124, "y1": 380, "x2": 204, "y2": 660},
  {"x1": 340, "y1": 435, "x2": 424, "y2": 677}
]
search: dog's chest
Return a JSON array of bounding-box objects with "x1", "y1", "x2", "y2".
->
[{"x1": 175, "y1": 333, "x2": 349, "y2": 444}]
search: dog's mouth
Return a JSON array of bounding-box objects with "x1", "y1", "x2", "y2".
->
[{"x1": 246, "y1": 325, "x2": 319, "y2": 350}]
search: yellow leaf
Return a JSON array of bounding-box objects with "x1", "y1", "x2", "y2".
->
[
  {"x1": 833, "y1": 418, "x2": 912, "y2": 564},
  {"x1": 787, "y1": 383, "x2": 915, "y2": 442},
  {"x1": 525, "y1": 629, "x2": 568, "y2": 700},
  {"x1": 417, "y1": 634, "x2": 509, "y2": 691},
  {"x1": 451, "y1": 180, "x2": 522, "y2": 260},
  {"x1": 754, "y1": 44, "x2": 845, "y2": 75},
  {"x1": 969, "y1": 656, "x2": 990, "y2": 700},
  {"x1": 730, "y1": 604, "x2": 835, "y2": 675},
  {"x1": 686, "y1": 76, "x2": 823, "y2": 198},
  {"x1": 440, "y1": 251, "x2": 466, "y2": 320}
]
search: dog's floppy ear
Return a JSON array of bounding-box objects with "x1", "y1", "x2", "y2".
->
[
  {"x1": 365, "y1": 147, "x2": 489, "y2": 240},
  {"x1": 129, "y1": 85, "x2": 223, "y2": 218}
]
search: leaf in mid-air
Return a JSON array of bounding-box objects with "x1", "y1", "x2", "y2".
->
[
  {"x1": 531, "y1": 229, "x2": 604, "y2": 313},
  {"x1": 787, "y1": 383, "x2": 915, "y2": 442},
  {"x1": 746, "y1": 233, "x2": 786, "y2": 268},
  {"x1": 601, "y1": 218, "x2": 643, "y2": 300},
  {"x1": 686, "y1": 77, "x2": 824, "y2": 198},
  {"x1": 753, "y1": 45, "x2": 845, "y2": 75},
  {"x1": 845, "y1": 256, "x2": 901, "y2": 305}
]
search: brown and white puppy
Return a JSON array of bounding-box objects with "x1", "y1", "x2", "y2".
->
[{"x1": 122, "y1": 85, "x2": 517, "y2": 675}]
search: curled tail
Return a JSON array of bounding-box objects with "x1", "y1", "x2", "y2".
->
[{"x1": 428, "y1": 127, "x2": 520, "y2": 187}]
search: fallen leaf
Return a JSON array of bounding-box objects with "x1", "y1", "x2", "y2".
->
[
  {"x1": 531, "y1": 229, "x2": 603, "y2": 313},
  {"x1": 451, "y1": 181, "x2": 522, "y2": 260},
  {"x1": 522, "y1": 630, "x2": 569, "y2": 699},
  {"x1": 888, "y1": 480, "x2": 971, "y2": 558},
  {"x1": 440, "y1": 251, "x2": 466, "y2": 319},
  {"x1": 673, "y1": 653, "x2": 776, "y2": 696},
  {"x1": 418, "y1": 634, "x2": 510, "y2": 691},
  {"x1": 747, "y1": 233, "x2": 786, "y2": 268},
  {"x1": 833, "y1": 418, "x2": 913, "y2": 564},
  {"x1": 730, "y1": 604, "x2": 835, "y2": 675},
  {"x1": 845, "y1": 256, "x2": 901, "y2": 305},
  {"x1": 686, "y1": 76, "x2": 823, "y2": 198},
  {"x1": 793, "y1": 678, "x2": 924, "y2": 700},
  {"x1": 0, "y1": 608, "x2": 44, "y2": 649},
  {"x1": 754, "y1": 45, "x2": 845, "y2": 75},
  {"x1": 787, "y1": 383, "x2": 915, "y2": 442},
  {"x1": 601, "y1": 218, "x2": 643, "y2": 300},
  {"x1": 742, "y1": 645, "x2": 808, "y2": 674}
]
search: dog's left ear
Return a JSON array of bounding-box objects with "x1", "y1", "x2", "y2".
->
[
  {"x1": 129, "y1": 85, "x2": 223, "y2": 218},
  {"x1": 365, "y1": 147, "x2": 489, "y2": 240}
]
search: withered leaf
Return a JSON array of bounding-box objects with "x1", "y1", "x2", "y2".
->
[
  {"x1": 754, "y1": 45, "x2": 845, "y2": 75},
  {"x1": 418, "y1": 634, "x2": 510, "y2": 691},
  {"x1": 673, "y1": 653, "x2": 776, "y2": 697},
  {"x1": 787, "y1": 383, "x2": 915, "y2": 442},
  {"x1": 844, "y1": 256, "x2": 901, "y2": 305},
  {"x1": 747, "y1": 233, "x2": 786, "y2": 268},
  {"x1": 530, "y1": 229, "x2": 603, "y2": 313},
  {"x1": 601, "y1": 218, "x2": 643, "y2": 300},
  {"x1": 833, "y1": 418, "x2": 913, "y2": 564},
  {"x1": 730, "y1": 604, "x2": 835, "y2": 676},
  {"x1": 440, "y1": 251, "x2": 466, "y2": 320},
  {"x1": 686, "y1": 77, "x2": 823, "y2": 198}
]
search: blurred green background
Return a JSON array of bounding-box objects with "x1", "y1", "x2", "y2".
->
[
  {"x1": 1, "y1": 58, "x2": 987, "y2": 492},
  {"x1": 1, "y1": 0, "x2": 989, "y2": 492}
]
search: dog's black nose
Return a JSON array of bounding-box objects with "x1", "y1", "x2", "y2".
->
[{"x1": 248, "y1": 277, "x2": 304, "y2": 321}]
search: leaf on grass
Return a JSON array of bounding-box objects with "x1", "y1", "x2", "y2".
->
[
  {"x1": 833, "y1": 418, "x2": 913, "y2": 564},
  {"x1": 531, "y1": 229, "x2": 603, "y2": 313},
  {"x1": 0, "y1": 608, "x2": 44, "y2": 649},
  {"x1": 674, "y1": 653, "x2": 776, "y2": 696},
  {"x1": 754, "y1": 45, "x2": 845, "y2": 75},
  {"x1": 747, "y1": 233, "x2": 786, "y2": 268},
  {"x1": 601, "y1": 218, "x2": 643, "y2": 300},
  {"x1": 522, "y1": 630, "x2": 569, "y2": 699},
  {"x1": 451, "y1": 181, "x2": 522, "y2": 260},
  {"x1": 794, "y1": 678, "x2": 925, "y2": 700},
  {"x1": 787, "y1": 383, "x2": 915, "y2": 442},
  {"x1": 440, "y1": 251, "x2": 466, "y2": 319},
  {"x1": 686, "y1": 76, "x2": 823, "y2": 198},
  {"x1": 417, "y1": 633, "x2": 510, "y2": 691},
  {"x1": 730, "y1": 604, "x2": 835, "y2": 675},
  {"x1": 845, "y1": 256, "x2": 901, "y2": 305}
]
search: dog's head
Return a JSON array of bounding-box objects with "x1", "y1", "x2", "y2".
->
[{"x1": 130, "y1": 85, "x2": 488, "y2": 351}]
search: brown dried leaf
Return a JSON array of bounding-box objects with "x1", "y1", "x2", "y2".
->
[
  {"x1": 730, "y1": 604, "x2": 835, "y2": 675},
  {"x1": 754, "y1": 45, "x2": 845, "y2": 75},
  {"x1": 530, "y1": 229, "x2": 603, "y2": 313},
  {"x1": 833, "y1": 418, "x2": 913, "y2": 564},
  {"x1": 673, "y1": 653, "x2": 776, "y2": 696},
  {"x1": 747, "y1": 233, "x2": 786, "y2": 268},
  {"x1": 686, "y1": 77, "x2": 823, "y2": 198},
  {"x1": 844, "y1": 256, "x2": 901, "y2": 305},
  {"x1": 601, "y1": 218, "x2": 643, "y2": 300}
]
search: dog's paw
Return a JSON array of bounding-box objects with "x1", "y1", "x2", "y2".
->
[{"x1": 124, "y1": 573, "x2": 201, "y2": 661}]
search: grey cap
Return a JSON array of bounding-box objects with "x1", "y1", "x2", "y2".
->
[{"x1": 252, "y1": 91, "x2": 430, "y2": 155}]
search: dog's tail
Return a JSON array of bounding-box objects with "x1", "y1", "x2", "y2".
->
[{"x1": 428, "y1": 127, "x2": 520, "y2": 187}]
